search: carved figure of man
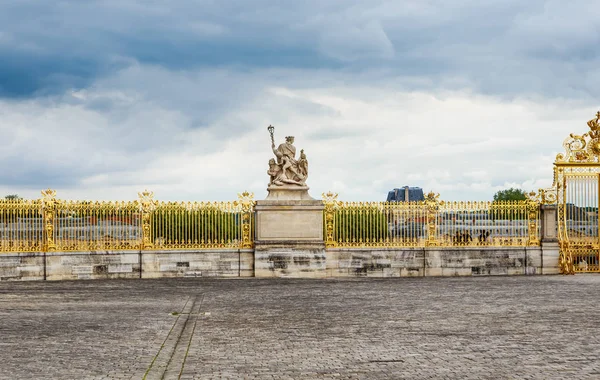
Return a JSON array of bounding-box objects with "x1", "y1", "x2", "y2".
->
[
  {"x1": 267, "y1": 158, "x2": 284, "y2": 186},
  {"x1": 272, "y1": 136, "x2": 302, "y2": 181},
  {"x1": 298, "y1": 149, "x2": 308, "y2": 179}
]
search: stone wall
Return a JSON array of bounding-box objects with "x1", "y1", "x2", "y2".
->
[
  {"x1": 425, "y1": 247, "x2": 542, "y2": 276},
  {"x1": 0, "y1": 252, "x2": 45, "y2": 281},
  {"x1": 326, "y1": 245, "x2": 559, "y2": 277},
  {"x1": 142, "y1": 250, "x2": 254, "y2": 279},
  {"x1": 254, "y1": 241, "x2": 326, "y2": 278},
  {"x1": 46, "y1": 251, "x2": 141, "y2": 281},
  {"x1": 326, "y1": 248, "x2": 425, "y2": 277},
  {"x1": 0, "y1": 249, "x2": 254, "y2": 281},
  {"x1": 0, "y1": 245, "x2": 559, "y2": 281}
]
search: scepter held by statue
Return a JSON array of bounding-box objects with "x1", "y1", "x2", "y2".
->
[{"x1": 267, "y1": 125, "x2": 275, "y2": 148}]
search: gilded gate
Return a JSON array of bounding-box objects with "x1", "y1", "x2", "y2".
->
[{"x1": 552, "y1": 111, "x2": 600, "y2": 274}]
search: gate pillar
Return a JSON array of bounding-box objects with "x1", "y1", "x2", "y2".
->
[{"x1": 540, "y1": 204, "x2": 560, "y2": 274}]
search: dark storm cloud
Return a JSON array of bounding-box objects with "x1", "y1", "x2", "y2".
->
[
  {"x1": 0, "y1": 0, "x2": 341, "y2": 97},
  {"x1": 1, "y1": 0, "x2": 598, "y2": 99}
]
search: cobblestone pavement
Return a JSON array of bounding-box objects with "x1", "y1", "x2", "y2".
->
[{"x1": 1, "y1": 276, "x2": 600, "y2": 379}]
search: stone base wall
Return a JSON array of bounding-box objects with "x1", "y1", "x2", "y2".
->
[
  {"x1": 254, "y1": 241, "x2": 326, "y2": 278},
  {"x1": 326, "y1": 248, "x2": 425, "y2": 277},
  {"x1": 326, "y1": 246, "x2": 556, "y2": 277},
  {"x1": 0, "y1": 252, "x2": 45, "y2": 281},
  {"x1": 46, "y1": 251, "x2": 142, "y2": 281},
  {"x1": 425, "y1": 247, "x2": 542, "y2": 276},
  {"x1": 0, "y1": 250, "x2": 254, "y2": 281},
  {"x1": 0, "y1": 244, "x2": 560, "y2": 281},
  {"x1": 142, "y1": 250, "x2": 254, "y2": 278}
]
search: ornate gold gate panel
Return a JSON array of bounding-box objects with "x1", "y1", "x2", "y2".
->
[{"x1": 555, "y1": 112, "x2": 600, "y2": 274}]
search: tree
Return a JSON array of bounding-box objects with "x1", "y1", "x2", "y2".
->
[
  {"x1": 493, "y1": 188, "x2": 527, "y2": 202},
  {"x1": 4, "y1": 194, "x2": 22, "y2": 200},
  {"x1": 491, "y1": 188, "x2": 527, "y2": 221}
]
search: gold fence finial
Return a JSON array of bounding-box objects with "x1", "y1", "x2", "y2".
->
[
  {"x1": 322, "y1": 191, "x2": 338, "y2": 203},
  {"x1": 138, "y1": 189, "x2": 154, "y2": 200},
  {"x1": 237, "y1": 191, "x2": 255, "y2": 212},
  {"x1": 41, "y1": 188, "x2": 57, "y2": 199},
  {"x1": 424, "y1": 191, "x2": 440, "y2": 203},
  {"x1": 557, "y1": 111, "x2": 600, "y2": 163},
  {"x1": 587, "y1": 111, "x2": 600, "y2": 136}
]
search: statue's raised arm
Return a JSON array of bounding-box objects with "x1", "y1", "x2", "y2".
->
[{"x1": 272, "y1": 144, "x2": 283, "y2": 161}]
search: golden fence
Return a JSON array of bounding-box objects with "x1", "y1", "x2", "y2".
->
[
  {"x1": 54, "y1": 200, "x2": 142, "y2": 251},
  {"x1": 0, "y1": 190, "x2": 255, "y2": 253},
  {"x1": 151, "y1": 200, "x2": 254, "y2": 250},
  {"x1": 323, "y1": 192, "x2": 541, "y2": 248},
  {"x1": 0, "y1": 188, "x2": 542, "y2": 253},
  {"x1": 0, "y1": 199, "x2": 44, "y2": 252}
]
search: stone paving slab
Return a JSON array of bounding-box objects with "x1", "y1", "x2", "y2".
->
[{"x1": 0, "y1": 276, "x2": 599, "y2": 379}]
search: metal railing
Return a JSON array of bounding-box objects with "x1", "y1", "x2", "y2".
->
[
  {"x1": 0, "y1": 188, "x2": 541, "y2": 252},
  {"x1": 326, "y1": 201, "x2": 427, "y2": 247},
  {"x1": 151, "y1": 201, "x2": 252, "y2": 250},
  {"x1": 436, "y1": 200, "x2": 537, "y2": 247},
  {"x1": 0, "y1": 190, "x2": 255, "y2": 253},
  {"x1": 54, "y1": 200, "x2": 142, "y2": 251},
  {"x1": 0, "y1": 199, "x2": 44, "y2": 252},
  {"x1": 323, "y1": 192, "x2": 541, "y2": 248}
]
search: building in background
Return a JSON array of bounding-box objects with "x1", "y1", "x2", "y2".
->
[
  {"x1": 385, "y1": 186, "x2": 426, "y2": 238},
  {"x1": 386, "y1": 186, "x2": 424, "y2": 202}
]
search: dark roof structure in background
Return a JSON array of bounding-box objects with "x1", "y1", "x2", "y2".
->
[{"x1": 386, "y1": 186, "x2": 425, "y2": 202}]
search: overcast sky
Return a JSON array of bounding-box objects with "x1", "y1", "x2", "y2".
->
[{"x1": 1, "y1": 0, "x2": 598, "y2": 201}]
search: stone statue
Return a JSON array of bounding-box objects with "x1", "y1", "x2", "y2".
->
[
  {"x1": 267, "y1": 126, "x2": 308, "y2": 187},
  {"x1": 298, "y1": 149, "x2": 308, "y2": 179},
  {"x1": 267, "y1": 158, "x2": 284, "y2": 186}
]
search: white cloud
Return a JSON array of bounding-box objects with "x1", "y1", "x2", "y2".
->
[{"x1": 0, "y1": 64, "x2": 596, "y2": 203}]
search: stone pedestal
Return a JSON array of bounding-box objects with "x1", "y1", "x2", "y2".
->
[
  {"x1": 254, "y1": 196, "x2": 325, "y2": 278},
  {"x1": 541, "y1": 241, "x2": 560, "y2": 274},
  {"x1": 541, "y1": 204, "x2": 558, "y2": 243},
  {"x1": 266, "y1": 185, "x2": 314, "y2": 201},
  {"x1": 540, "y1": 204, "x2": 559, "y2": 274}
]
